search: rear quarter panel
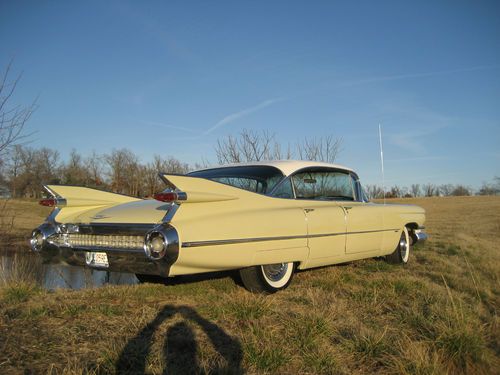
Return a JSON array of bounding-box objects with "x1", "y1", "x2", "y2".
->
[
  {"x1": 169, "y1": 193, "x2": 309, "y2": 275},
  {"x1": 380, "y1": 203, "x2": 426, "y2": 255}
]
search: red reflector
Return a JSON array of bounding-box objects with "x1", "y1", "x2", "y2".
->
[
  {"x1": 154, "y1": 192, "x2": 178, "y2": 202},
  {"x1": 39, "y1": 198, "x2": 57, "y2": 207}
]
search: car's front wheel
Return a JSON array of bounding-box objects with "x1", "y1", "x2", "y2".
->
[
  {"x1": 386, "y1": 227, "x2": 410, "y2": 264},
  {"x1": 239, "y1": 262, "x2": 295, "y2": 293}
]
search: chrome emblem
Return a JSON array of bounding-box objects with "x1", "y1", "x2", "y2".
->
[{"x1": 90, "y1": 214, "x2": 111, "y2": 220}]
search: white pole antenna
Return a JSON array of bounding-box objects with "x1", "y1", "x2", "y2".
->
[{"x1": 378, "y1": 124, "x2": 386, "y2": 205}]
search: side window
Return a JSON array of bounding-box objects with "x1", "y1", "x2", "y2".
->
[
  {"x1": 270, "y1": 178, "x2": 294, "y2": 199},
  {"x1": 352, "y1": 176, "x2": 368, "y2": 202},
  {"x1": 292, "y1": 170, "x2": 355, "y2": 201}
]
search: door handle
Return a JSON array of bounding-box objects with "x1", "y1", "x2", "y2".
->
[{"x1": 304, "y1": 208, "x2": 315, "y2": 213}]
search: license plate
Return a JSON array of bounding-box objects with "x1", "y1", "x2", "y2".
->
[{"x1": 85, "y1": 252, "x2": 109, "y2": 268}]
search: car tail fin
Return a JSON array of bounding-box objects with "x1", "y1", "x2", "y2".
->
[
  {"x1": 157, "y1": 174, "x2": 240, "y2": 203},
  {"x1": 42, "y1": 185, "x2": 141, "y2": 207}
]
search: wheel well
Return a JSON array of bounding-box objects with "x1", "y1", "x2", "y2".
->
[
  {"x1": 405, "y1": 222, "x2": 419, "y2": 230},
  {"x1": 405, "y1": 223, "x2": 419, "y2": 245}
]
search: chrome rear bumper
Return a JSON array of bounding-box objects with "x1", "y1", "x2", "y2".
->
[{"x1": 30, "y1": 222, "x2": 179, "y2": 277}]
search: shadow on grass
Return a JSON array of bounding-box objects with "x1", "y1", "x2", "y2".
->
[
  {"x1": 116, "y1": 304, "x2": 243, "y2": 374},
  {"x1": 137, "y1": 269, "x2": 245, "y2": 288}
]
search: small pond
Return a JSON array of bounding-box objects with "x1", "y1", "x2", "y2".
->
[{"x1": 0, "y1": 248, "x2": 139, "y2": 290}]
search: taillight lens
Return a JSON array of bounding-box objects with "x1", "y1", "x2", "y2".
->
[
  {"x1": 154, "y1": 191, "x2": 187, "y2": 202},
  {"x1": 154, "y1": 192, "x2": 178, "y2": 202},
  {"x1": 39, "y1": 198, "x2": 57, "y2": 207}
]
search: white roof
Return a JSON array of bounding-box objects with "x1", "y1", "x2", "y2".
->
[{"x1": 192, "y1": 160, "x2": 353, "y2": 177}]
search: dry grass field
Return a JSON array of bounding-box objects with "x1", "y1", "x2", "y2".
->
[
  {"x1": 0, "y1": 199, "x2": 51, "y2": 247},
  {"x1": 0, "y1": 196, "x2": 499, "y2": 374}
]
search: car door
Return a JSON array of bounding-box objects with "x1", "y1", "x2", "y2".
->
[
  {"x1": 290, "y1": 168, "x2": 347, "y2": 268},
  {"x1": 341, "y1": 175, "x2": 385, "y2": 255}
]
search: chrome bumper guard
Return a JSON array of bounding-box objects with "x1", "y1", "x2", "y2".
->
[
  {"x1": 410, "y1": 227, "x2": 428, "y2": 245},
  {"x1": 30, "y1": 222, "x2": 179, "y2": 277}
]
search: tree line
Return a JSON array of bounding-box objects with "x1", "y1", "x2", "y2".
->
[
  {"x1": 0, "y1": 146, "x2": 190, "y2": 198},
  {"x1": 0, "y1": 129, "x2": 343, "y2": 199},
  {"x1": 365, "y1": 178, "x2": 500, "y2": 199},
  {"x1": 1, "y1": 140, "x2": 498, "y2": 199}
]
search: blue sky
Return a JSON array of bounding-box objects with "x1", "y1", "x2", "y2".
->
[{"x1": 1, "y1": 1, "x2": 499, "y2": 188}]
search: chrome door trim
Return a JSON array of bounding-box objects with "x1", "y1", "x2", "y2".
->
[{"x1": 182, "y1": 228, "x2": 399, "y2": 248}]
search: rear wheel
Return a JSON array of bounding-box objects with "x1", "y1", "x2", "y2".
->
[
  {"x1": 386, "y1": 227, "x2": 410, "y2": 264},
  {"x1": 239, "y1": 262, "x2": 295, "y2": 293}
]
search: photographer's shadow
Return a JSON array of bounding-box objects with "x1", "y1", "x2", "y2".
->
[{"x1": 116, "y1": 305, "x2": 243, "y2": 374}]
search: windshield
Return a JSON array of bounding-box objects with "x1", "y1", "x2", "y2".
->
[{"x1": 188, "y1": 166, "x2": 284, "y2": 194}]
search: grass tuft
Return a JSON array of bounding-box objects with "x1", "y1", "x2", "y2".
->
[{"x1": 2, "y1": 282, "x2": 40, "y2": 303}]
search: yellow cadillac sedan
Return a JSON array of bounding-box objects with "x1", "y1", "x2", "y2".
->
[{"x1": 30, "y1": 160, "x2": 427, "y2": 293}]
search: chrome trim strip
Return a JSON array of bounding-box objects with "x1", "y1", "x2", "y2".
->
[
  {"x1": 43, "y1": 185, "x2": 62, "y2": 199},
  {"x1": 182, "y1": 228, "x2": 399, "y2": 248},
  {"x1": 42, "y1": 186, "x2": 67, "y2": 207},
  {"x1": 62, "y1": 246, "x2": 145, "y2": 254},
  {"x1": 162, "y1": 203, "x2": 180, "y2": 223},
  {"x1": 77, "y1": 223, "x2": 156, "y2": 235}
]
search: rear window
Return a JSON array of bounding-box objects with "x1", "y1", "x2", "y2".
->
[
  {"x1": 188, "y1": 166, "x2": 284, "y2": 194},
  {"x1": 292, "y1": 169, "x2": 355, "y2": 201}
]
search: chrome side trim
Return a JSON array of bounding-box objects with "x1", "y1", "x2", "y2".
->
[
  {"x1": 162, "y1": 203, "x2": 180, "y2": 223},
  {"x1": 182, "y1": 228, "x2": 399, "y2": 248}
]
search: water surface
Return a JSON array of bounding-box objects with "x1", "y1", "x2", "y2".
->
[{"x1": 0, "y1": 249, "x2": 138, "y2": 290}]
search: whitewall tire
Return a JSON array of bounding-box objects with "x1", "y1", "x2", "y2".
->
[
  {"x1": 386, "y1": 227, "x2": 411, "y2": 264},
  {"x1": 239, "y1": 262, "x2": 295, "y2": 293}
]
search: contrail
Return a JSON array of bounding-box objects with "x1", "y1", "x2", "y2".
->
[{"x1": 204, "y1": 98, "x2": 283, "y2": 135}]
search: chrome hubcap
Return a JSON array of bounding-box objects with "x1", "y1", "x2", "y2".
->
[{"x1": 262, "y1": 263, "x2": 288, "y2": 282}]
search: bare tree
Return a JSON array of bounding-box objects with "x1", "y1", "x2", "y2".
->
[
  {"x1": 61, "y1": 149, "x2": 88, "y2": 185},
  {"x1": 215, "y1": 129, "x2": 342, "y2": 164},
  {"x1": 296, "y1": 135, "x2": 342, "y2": 163},
  {"x1": 143, "y1": 155, "x2": 190, "y2": 197},
  {"x1": 439, "y1": 184, "x2": 454, "y2": 196},
  {"x1": 215, "y1": 129, "x2": 280, "y2": 164},
  {"x1": 85, "y1": 150, "x2": 105, "y2": 186},
  {"x1": 388, "y1": 185, "x2": 402, "y2": 198},
  {"x1": 422, "y1": 183, "x2": 438, "y2": 197},
  {"x1": 105, "y1": 148, "x2": 140, "y2": 195},
  {"x1": 478, "y1": 177, "x2": 500, "y2": 196},
  {"x1": 0, "y1": 61, "x2": 36, "y2": 156},
  {"x1": 451, "y1": 185, "x2": 471, "y2": 196},
  {"x1": 410, "y1": 184, "x2": 421, "y2": 197},
  {"x1": 365, "y1": 184, "x2": 384, "y2": 199}
]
